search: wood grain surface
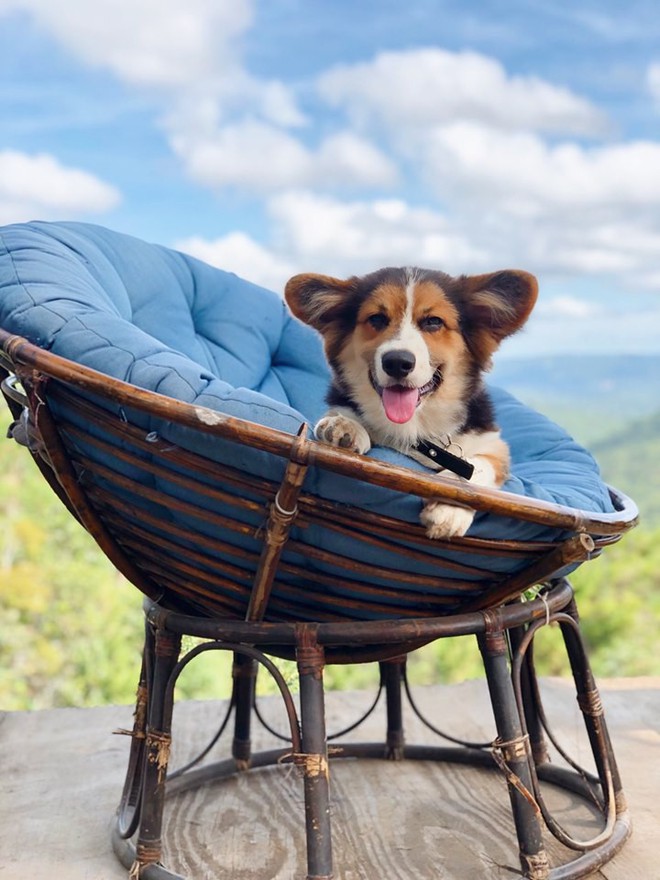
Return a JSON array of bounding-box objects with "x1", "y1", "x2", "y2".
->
[{"x1": 2, "y1": 679, "x2": 658, "y2": 880}]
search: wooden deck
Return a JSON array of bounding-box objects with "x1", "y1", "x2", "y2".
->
[{"x1": 1, "y1": 677, "x2": 658, "y2": 879}]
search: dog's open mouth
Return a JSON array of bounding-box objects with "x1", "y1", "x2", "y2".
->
[{"x1": 371, "y1": 368, "x2": 443, "y2": 424}]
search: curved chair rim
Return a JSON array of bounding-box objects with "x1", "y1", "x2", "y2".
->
[{"x1": 0, "y1": 328, "x2": 639, "y2": 538}]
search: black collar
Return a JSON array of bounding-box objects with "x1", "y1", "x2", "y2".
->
[{"x1": 412, "y1": 439, "x2": 475, "y2": 480}]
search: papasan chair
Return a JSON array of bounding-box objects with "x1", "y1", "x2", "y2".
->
[{"x1": 0, "y1": 221, "x2": 637, "y2": 880}]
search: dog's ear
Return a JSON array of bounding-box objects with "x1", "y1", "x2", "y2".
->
[
  {"x1": 284, "y1": 273, "x2": 356, "y2": 332},
  {"x1": 458, "y1": 270, "x2": 538, "y2": 365}
]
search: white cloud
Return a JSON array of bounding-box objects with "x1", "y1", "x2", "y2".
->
[
  {"x1": 401, "y1": 122, "x2": 660, "y2": 284},
  {"x1": 4, "y1": 3, "x2": 660, "y2": 300},
  {"x1": 536, "y1": 295, "x2": 600, "y2": 319},
  {"x1": 313, "y1": 48, "x2": 660, "y2": 289},
  {"x1": 0, "y1": 1, "x2": 397, "y2": 194},
  {"x1": 421, "y1": 122, "x2": 660, "y2": 212},
  {"x1": 0, "y1": 0, "x2": 253, "y2": 89},
  {"x1": 318, "y1": 47, "x2": 607, "y2": 136},
  {"x1": 0, "y1": 150, "x2": 121, "y2": 224},
  {"x1": 171, "y1": 121, "x2": 311, "y2": 191},
  {"x1": 255, "y1": 80, "x2": 308, "y2": 129},
  {"x1": 175, "y1": 231, "x2": 296, "y2": 292},
  {"x1": 178, "y1": 176, "x2": 660, "y2": 298},
  {"x1": 268, "y1": 190, "x2": 485, "y2": 275},
  {"x1": 315, "y1": 132, "x2": 399, "y2": 188},
  {"x1": 316, "y1": 54, "x2": 660, "y2": 286},
  {"x1": 175, "y1": 191, "x2": 487, "y2": 293},
  {"x1": 547, "y1": 223, "x2": 660, "y2": 276},
  {"x1": 171, "y1": 121, "x2": 398, "y2": 193},
  {"x1": 638, "y1": 271, "x2": 660, "y2": 289},
  {"x1": 647, "y1": 61, "x2": 660, "y2": 106},
  {"x1": 504, "y1": 301, "x2": 660, "y2": 358}
]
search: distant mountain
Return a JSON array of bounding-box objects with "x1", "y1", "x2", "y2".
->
[
  {"x1": 490, "y1": 354, "x2": 660, "y2": 444},
  {"x1": 590, "y1": 410, "x2": 660, "y2": 524}
]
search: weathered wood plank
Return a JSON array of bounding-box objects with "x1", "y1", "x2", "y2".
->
[{"x1": 1, "y1": 679, "x2": 658, "y2": 880}]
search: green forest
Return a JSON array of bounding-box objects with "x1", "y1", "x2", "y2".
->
[{"x1": 1, "y1": 405, "x2": 658, "y2": 712}]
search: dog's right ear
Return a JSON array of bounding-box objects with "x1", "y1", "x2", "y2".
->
[{"x1": 284, "y1": 273, "x2": 356, "y2": 332}]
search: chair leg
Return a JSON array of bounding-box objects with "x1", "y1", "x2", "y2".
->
[
  {"x1": 509, "y1": 627, "x2": 550, "y2": 766},
  {"x1": 478, "y1": 624, "x2": 550, "y2": 880},
  {"x1": 559, "y1": 598, "x2": 626, "y2": 815},
  {"x1": 297, "y1": 632, "x2": 333, "y2": 880},
  {"x1": 132, "y1": 625, "x2": 182, "y2": 878},
  {"x1": 231, "y1": 652, "x2": 258, "y2": 770},
  {"x1": 116, "y1": 631, "x2": 151, "y2": 840},
  {"x1": 379, "y1": 657, "x2": 406, "y2": 759}
]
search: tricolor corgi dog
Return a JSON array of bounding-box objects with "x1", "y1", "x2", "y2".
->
[{"x1": 285, "y1": 267, "x2": 538, "y2": 538}]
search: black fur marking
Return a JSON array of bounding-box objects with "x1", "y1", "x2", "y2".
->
[
  {"x1": 460, "y1": 385, "x2": 498, "y2": 434},
  {"x1": 326, "y1": 381, "x2": 360, "y2": 413}
]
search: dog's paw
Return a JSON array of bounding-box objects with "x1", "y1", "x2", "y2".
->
[
  {"x1": 420, "y1": 501, "x2": 475, "y2": 539},
  {"x1": 315, "y1": 413, "x2": 371, "y2": 454}
]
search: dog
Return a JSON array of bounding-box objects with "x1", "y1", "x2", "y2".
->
[{"x1": 284, "y1": 266, "x2": 538, "y2": 538}]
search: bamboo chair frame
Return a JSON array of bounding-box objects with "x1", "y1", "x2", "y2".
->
[{"x1": 0, "y1": 326, "x2": 638, "y2": 880}]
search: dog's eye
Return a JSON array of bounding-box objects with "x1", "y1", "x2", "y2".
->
[
  {"x1": 420, "y1": 316, "x2": 444, "y2": 332},
  {"x1": 366, "y1": 313, "x2": 389, "y2": 331}
]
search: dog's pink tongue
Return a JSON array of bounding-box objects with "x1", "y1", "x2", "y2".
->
[{"x1": 382, "y1": 386, "x2": 419, "y2": 423}]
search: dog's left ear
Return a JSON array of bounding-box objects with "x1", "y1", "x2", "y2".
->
[{"x1": 459, "y1": 270, "x2": 538, "y2": 365}]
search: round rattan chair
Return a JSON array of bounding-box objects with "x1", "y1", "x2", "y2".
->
[{"x1": 0, "y1": 222, "x2": 638, "y2": 880}]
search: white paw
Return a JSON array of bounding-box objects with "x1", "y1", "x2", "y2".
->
[
  {"x1": 420, "y1": 501, "x2": 475, "y2": 539},
  {"x1": 315, "y1": 413, "x2": 371, "y2": 454}
]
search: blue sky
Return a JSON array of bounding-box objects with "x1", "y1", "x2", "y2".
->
[{"x1": 2, "y1": 0, "x2": 660, "y2": 359}]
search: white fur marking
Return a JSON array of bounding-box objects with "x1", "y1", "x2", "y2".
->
[
  {"x1": 419, "y1": 429, "x2": 508, "y2": 538},
  {"x1": 420, "y1": 502, "x2": 475, "y2": 539},
  {"x1": 374, "y1": 272, "x2": 434, "y2": 391}
]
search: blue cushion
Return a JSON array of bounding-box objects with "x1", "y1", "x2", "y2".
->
[{"x1": 0, "y1": 221, "x2": 615, "y2": 618}]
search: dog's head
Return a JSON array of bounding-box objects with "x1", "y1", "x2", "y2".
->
[{"x1": 285, "y1": 266, "x2": 537, "y2": 433}]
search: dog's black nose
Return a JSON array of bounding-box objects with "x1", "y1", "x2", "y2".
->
[{"x1": 382, "y1": 349, "x2": 416, "y2": 379}]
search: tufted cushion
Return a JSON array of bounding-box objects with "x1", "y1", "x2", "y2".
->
[
  {"x1": 0, "y1": 221, "x2": 615, "y2": 617},
  {"x1": 0, "y1": 221, "x2": 331, "y2": 427}
]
